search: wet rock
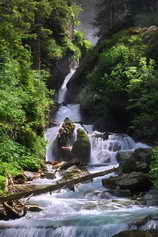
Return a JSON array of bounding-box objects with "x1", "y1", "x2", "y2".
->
[
  {"x1": 71, "y1": 128, "x2": 91, "y2": 163},
  {"x1": 0, "y1": 209, "x2": 7, "y2": 221},
  {"x1": 144, "y1": 189, "x2": 158, "y2": 206},
  {"x1": 110, "y1": 189, "x2": 132, "y2": 198},
  {"x1": 44, "y1": 172, "x2": 55, "y2": 180},
  {"x1": 56, "y1": 118, "x2": 75, "y2": 162},
  {"x1": 113, "y1": 230, "x2": 153, "y2": 237},
  {"x1": 128, "y1": 216, "x2": 151, "y2": 228},
  {"x1": 117, "y1": 148, "x2": 152, "y2": 174},
  {"x1": 24, "y1": 171, "x2": 41, "y2": 181},
  {"x1": 85, "y1": 190, "x2": 112, "y2": 200},
  {"x1": 58, "y1": 118, "x2": 75, "y2": 146},
  {"x1": 52, "y1": 161, "x2": 68, "y2": 169},
  {"x1": 102, "y1": 172, "x2": 153, "y2": 194},
  {"x1": 27, "y1": 205, "x2": 43, "y2": 212},
  {"x1": 62, "y1": 165, "x2": 89, "y2": 180},
  {"x1": 14, "y1": 174, "x2": 26, "y2": 184}
]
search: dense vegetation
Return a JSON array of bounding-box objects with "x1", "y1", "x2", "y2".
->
[
  {"x1": 80, "y1": 28, "x2": 158, "y2": 141},
  {"x1": 75, "y1": 0, "x2": 158, "y2": 185},
  {"x1": 0, "y1": 0, "x2": 91, "y2": 194}
]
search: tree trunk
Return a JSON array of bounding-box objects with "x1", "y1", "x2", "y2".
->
[{"x1": 0, "y1": 167, "x2": 118, "y2": 203}]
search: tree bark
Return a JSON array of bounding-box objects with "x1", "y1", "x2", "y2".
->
[{"x1": 0, "y1": 167, "x2": 118, "y2": 203}]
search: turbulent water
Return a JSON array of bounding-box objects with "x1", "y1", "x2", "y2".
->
[
  {"x1": 0, "y1": 2, "x2": 157, "y2": 236},
  {"x1": 1, "y1": 69, "x2": 158, "y2": 237}
]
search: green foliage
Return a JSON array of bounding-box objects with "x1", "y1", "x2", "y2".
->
[
  {"x1": 73, "y1": 31, "x2": 92, "y2": 59},
  {"x1": 0, "y1": 0, "x2": 84, "y2": 194},
  {"x1": 18, "y1": 157, "x2": 41, "y2": 172},
  {"x1": 0, "y1": 176, "x2": 6, "y2": 195},
  {"x1": 80, "y1": 28, "x2": 158, "y2": 136},
  {"x1": 0, "y1": 162, "x2": 21, "y2": 177}
]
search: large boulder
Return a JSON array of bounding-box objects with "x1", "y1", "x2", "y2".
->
[
  {"x1": 117, "y1": 147, "x2": 152, "y2": 174},
  {"x1": 113, "y1": 230, "x2": 153, "y2": 237},
  {"x1": 57, "y1": 118, "x2": 75, "y2": 147},
  {"x1": 71, "y1": 128, "x2": 91, "y2": 163},
  {"x1": 102, "y1": 172, "x2": 153, "y2": 194},
  {"x1": 56, "y1": 118, "x2": 75, "y2": 162}
]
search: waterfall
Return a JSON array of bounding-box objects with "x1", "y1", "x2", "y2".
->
[
  {"x1": 58, "y1": 69, "x2": 76, "y2": 105},
  {"x1": 2, "y1": 4, "x2": 158, "y2": 237},
  {"x1": 45, "y1": 68, "x2": 82, "y2": 162},
  {"x1": 89, "y1": 133, "x2": 135, "y2": 165},
  {"x1": 45, "y1": 126, "x2": 59, "y2": 162}
]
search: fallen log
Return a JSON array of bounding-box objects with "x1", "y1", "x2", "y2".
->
[
  {"x1": 3, "y1": 201, "x2": 27, "y2": 219},
  {"x1": 0, "y1": 167, "x2": 118, "y2": 203}
]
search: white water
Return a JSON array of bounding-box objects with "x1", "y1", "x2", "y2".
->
[
  {"x1": 55, "y1": 104, "x2": 81, "y2": 123},
  {"x1": 1, "y1": 170, "x2": 158, "y2": 237},
  {"x1": 0, "y1": 0, "x2": 156, "y2": 234},
  {"x1": 1, "y1": 60, "x2": 158, "y2": 237},
  {"x1": 58, "y1": 69, "x2": 76, "y2": 104}
]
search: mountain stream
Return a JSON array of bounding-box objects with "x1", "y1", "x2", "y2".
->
[{"x1": 0, "y1": 68, "x2": 158, "y2": 237}]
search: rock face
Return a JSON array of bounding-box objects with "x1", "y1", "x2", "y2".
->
[
  {"x1": 102, "y1": 172, "x2": 153, "y2": 194},
  {"x1": 48, "y1": 56, "x2": 73, "y2": 90},
  {"x1": 117, "y1": 148, "x2": 152, "y2": 173},
  {"x1": 71, "y1": 128, "x2": 91, "y2": 163},
  {"x1": 113, "y1": 230, "x2": 153, "y2": 237}
]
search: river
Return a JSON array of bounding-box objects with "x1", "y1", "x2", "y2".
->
[
  {"x1": 0, "y1": 2, "x2": 158, "y2": 236},
  {"x1": 0, "y1": 67, "x2": 158, "y2": 237}
]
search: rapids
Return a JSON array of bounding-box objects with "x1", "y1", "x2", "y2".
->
[{"x1": 1, "y1": 69, "x2": 158, "y2": 237}]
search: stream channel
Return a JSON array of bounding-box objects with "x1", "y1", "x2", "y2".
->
[{"x1": 0, "y1": 68, "x2": 158, "y2": 237}]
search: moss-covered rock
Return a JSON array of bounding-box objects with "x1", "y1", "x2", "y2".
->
[
  {"x1": 117, "y1": 147, "x2": 152, "y2": 174},
  {"x1": 71, "y1": 128, "x2": 91, "y2": 164}
]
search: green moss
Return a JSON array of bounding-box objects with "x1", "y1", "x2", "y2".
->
[{"x1": 72, "y1": 129, "x2": 91, "y2": 163}]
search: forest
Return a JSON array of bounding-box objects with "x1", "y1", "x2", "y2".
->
[
  {"x1": 0, "y1": 0, "x2": 158, "y2": 211},
  {"x1": 1, "y1": 1, "x2": 158, "y2": 236},
  {"x1": 0, "y1": 0, "x2": 92, "y2": 193}
]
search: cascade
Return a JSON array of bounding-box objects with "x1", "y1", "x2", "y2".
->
[
  {"x1": 1, "y1": 3, "x2": 158, "y2": 237},
  {"x1": 58, "y1": 68, "x2": 76, "y2": 105},
  {"x1": 1, "y1": 62, "x2": 158, "y2": 237}
]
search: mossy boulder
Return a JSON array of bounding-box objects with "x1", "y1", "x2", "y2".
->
[{"x1": 71, "y1": 128, "x2": 91, "y2": 164}]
